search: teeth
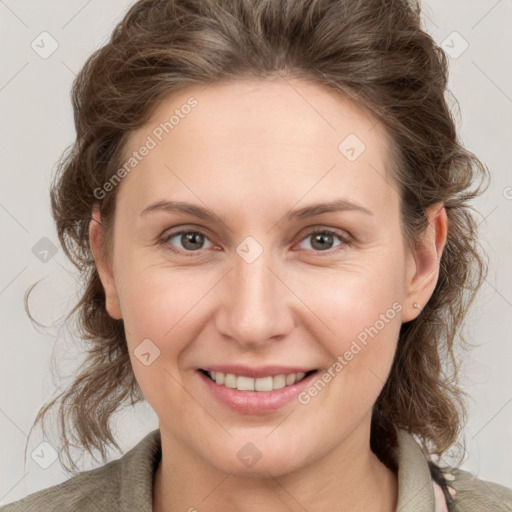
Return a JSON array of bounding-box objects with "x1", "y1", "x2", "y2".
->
[
  {"x1": 207, "y1": 370, "x2": 311, "y2": 391},
  {"x1": 224, "y1": 373, "x2": 237, "y2": 389},
  {"x1": 255, "y1": 376, "x2": 273, "y2": 391},
  {"x1": 285, "y1": 374, "x2": 296, "y2": 386},
  {"x1": 236, "y1": 375, "x2": 254, "y2": 391},
  {"x1": 273, "y1": 375, "x2": 286, "y2": 389}
]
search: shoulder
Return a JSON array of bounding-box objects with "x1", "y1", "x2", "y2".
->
[
  {"x1": 446, "y1": 467, "x2": 512, "y2": 512},
  {"x1": 0, "y1": 429, "x2": 161, "y2": 512},
  {"x1": 395, "y1": 428, "x2": 512, "y2": 512},
  {"x1": 0, "y1": 456, "x2": 123, "y2": 512}
]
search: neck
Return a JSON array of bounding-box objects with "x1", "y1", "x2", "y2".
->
[{"x1": 153, "y1": 424, "x2": 398, "y2": 512}]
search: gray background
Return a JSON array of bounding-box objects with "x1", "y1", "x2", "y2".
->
[{"x1": 1, "y1": 0, "x2": 511, "y2": 505}]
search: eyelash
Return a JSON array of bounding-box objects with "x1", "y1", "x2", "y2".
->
[{"x1": 158, "y1": 227, "x2": 352, "y2": 257}]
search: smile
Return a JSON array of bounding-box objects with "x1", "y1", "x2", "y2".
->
[
  {"x1": 197, "y1": 367, "x2": 319, "y2": 414},
  {"x1": 201, "y1": 369, "x2": 316, "y2": 392}
]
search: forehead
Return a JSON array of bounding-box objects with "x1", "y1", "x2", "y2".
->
[{"x1": 118, "y1": 78, "x2": 397, "y2": 220}]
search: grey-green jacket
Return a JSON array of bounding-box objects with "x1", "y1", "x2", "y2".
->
[{"x1": 1, "y1": 429, "x2": 511, "y2": 511}]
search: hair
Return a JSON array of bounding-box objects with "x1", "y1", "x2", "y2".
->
[{"x1": 27, "y1": 0, "x2": 489, "y2": 475}]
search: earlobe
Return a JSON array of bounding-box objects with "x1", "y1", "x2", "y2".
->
[
  {"x1": 89, "y1": 208, "x2": 123, "y2": 320},
  {"x1": 402, "y1": 203, "x2": 448, "y2": 322}
]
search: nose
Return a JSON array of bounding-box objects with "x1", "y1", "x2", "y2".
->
[{"x1": 214, "y1": 245, "x2": 295, "y2": 349}]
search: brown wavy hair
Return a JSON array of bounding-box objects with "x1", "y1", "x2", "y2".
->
[{"x1": 26, "y1": 0, "x2": 489, "y2": 473}]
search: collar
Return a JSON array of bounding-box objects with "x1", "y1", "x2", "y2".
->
[
  {"x1": 118, "y1": 428, "x2": 439, "y2": 511},
  {"x1": 393, "y1": 429, "x2": 438, "y2": 511}
]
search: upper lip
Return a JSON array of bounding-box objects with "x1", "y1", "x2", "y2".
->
[{"x1": 199, "y1": 365, "x2": 317, "y2": 378}]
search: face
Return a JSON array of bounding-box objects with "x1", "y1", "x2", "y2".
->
[{"x1": 91, "y1": 78, "x2": 444, "y2": 477}]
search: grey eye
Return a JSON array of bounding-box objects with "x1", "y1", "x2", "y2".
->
[
  {"x1": 298, "y1": 231, "x2": 345, "y2": 252},
  {"x1": 166, "y1": 231, "x2": 213, "y2": 252}
]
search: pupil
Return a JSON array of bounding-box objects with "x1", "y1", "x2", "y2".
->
[
  {"x1": 313, "y1": 233, "x2": 332, "y2": 250},
  {"x1": 183, "y1": 232, "x2": 203, "y2": 249}
]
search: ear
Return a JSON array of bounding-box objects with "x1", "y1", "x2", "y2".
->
[
  {"x1": 402, "y1": 202, "x2": 448, "y2": 323},
  {"x1": 89, "y1": 206, "x2": 122, "y2": 320}
]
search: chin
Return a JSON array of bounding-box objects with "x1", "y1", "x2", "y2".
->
[{"x1": 204, "y1": 439, "x2": 311, "y2": 478}]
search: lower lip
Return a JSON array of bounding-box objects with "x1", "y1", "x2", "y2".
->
[{"x1": 197, "y1": 370, "x2": 318, "y2": 414}]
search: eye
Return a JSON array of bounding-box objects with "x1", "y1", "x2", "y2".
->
[
  {"x1": 296, "y1": 228, "x2": 350, "y2": 253},
  {"x1": 160, "y1": 226, "x2": 351, "y2": 257},
  {"x1": 161, "y1": 229, "x2": 214, "y2": 255}
]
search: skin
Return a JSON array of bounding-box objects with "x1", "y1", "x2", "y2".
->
[{"x1": 89, "y1": 78, "x2": 448, "y2": 512}]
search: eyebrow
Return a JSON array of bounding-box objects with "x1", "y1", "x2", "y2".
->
[
  {"x1": 286, "y1": 198, "x2": 373, "y2": 220},
  {"x1": 140, "y1": 198, "x2": 373, "y2": 223},
  {"x1": 141, "y1": 200, "x2": 226, "y2": 224}
]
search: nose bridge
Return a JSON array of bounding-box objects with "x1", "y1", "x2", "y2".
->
[{"x1": 216, "y1": 239, "x2": 293, "y2": 346}]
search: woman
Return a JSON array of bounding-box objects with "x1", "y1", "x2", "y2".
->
[{"x1": 2, "y1": 0, "x2": 511, "y2": 511}]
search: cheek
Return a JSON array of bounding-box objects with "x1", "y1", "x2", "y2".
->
[
  {"x1": 295, "y1": 300, "x2": 402, "y2": 438},
  {"x1": 113, "y1": 257, "x2": 226, "y2": 405},
  {"x1": 117, "y1": 266, "x2": 198, "y2": 349},
  {"x1": 297, "y1": 257, "x2": 404, "y2": 409},
  {"x1": 300, "y1": 252, "x2": 405, "y2": 350},
  {"x1": 117, "y1": 268, "x2": 207, "y2": 412}
]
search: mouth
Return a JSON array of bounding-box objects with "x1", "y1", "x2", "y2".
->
[
  {"x1": 199, "y1": 368, "x2": 318, "y2": 392},
  {"x1": 196, "y1": 364, "x2": 321, "y2": 414}
]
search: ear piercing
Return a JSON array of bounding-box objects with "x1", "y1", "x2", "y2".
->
[{"x1": 413, "y1": 303, "x2": 422, "y2": 310}]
